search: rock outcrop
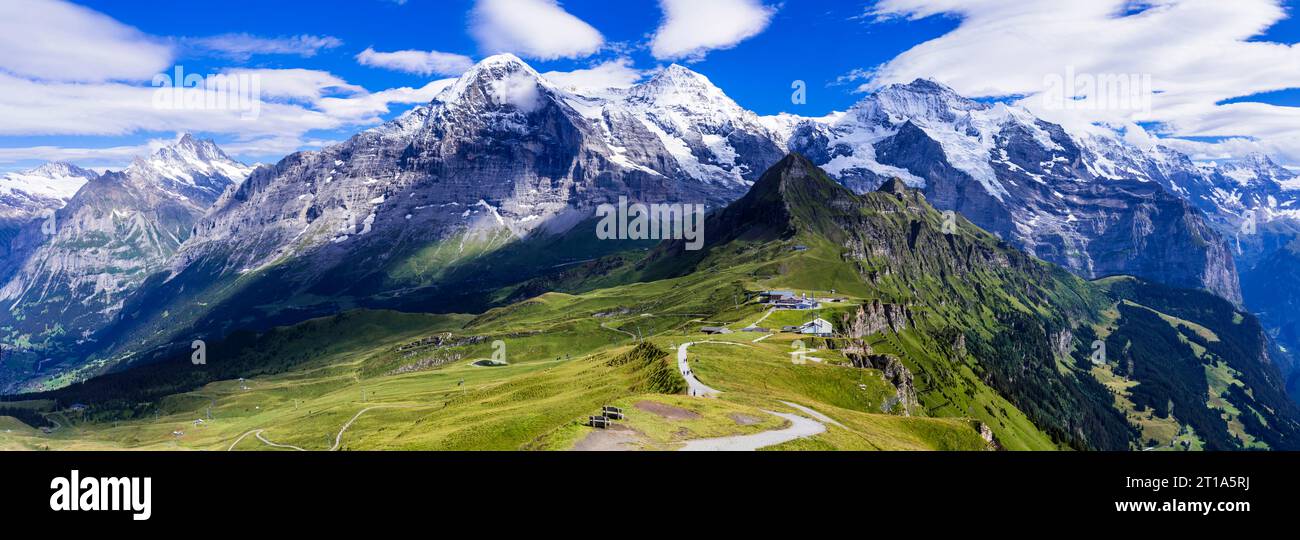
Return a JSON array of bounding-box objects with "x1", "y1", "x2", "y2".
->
[{"x1": 841, "y1": 300, "x2": 911, "y2": 337}]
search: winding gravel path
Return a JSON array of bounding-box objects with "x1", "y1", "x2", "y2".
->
[
  {"x1": 329, "y1": 406, "x2": 398, "y2": 451},
  {"x1": 677, "y1": 341, "x2": 751, "y2": 397},
  {"x1": 227, "y1": 404, "x2": 412, "y2": 451},
  {"x1": 679, "y1": 410, "x2": 826, "y2": 451},
  {"x1": 674, "y1": 337, "x2": 837, "y2": 450},
  {"x1": 600, "y1": 321, "x2": 638, "y2": 340},
  {"x1": 256, "y1": 430, "x2": 307, "y2": 451},
  {"x1": 780, "y1": 401, "x2": 844, "y2": 428},
  {"x1": 227, "y1": 429, "x2": 260, "y2": 451},
  {"x1": 677, "y1": 402, "x2": 841, "y2": 451}
]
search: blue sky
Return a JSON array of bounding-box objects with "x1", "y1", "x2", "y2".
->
[
  {"x1": 70, "y1": 0, "x2": 957, "y2": 115},
  {"x1": 0, "y1": 0, "x2": 1297, "y2": 172}
]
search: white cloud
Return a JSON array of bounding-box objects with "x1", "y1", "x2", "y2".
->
[
  {"x1": 0, "y1": 3, "x2": 454, "y2": 170},
  {"x1": 1159, "y1": 135, "x2": 1300, "y2": 163},
  {"x1": 215, "y1": 135, "x2": 339, "y2": 162},
  {"x1": 542, "y1": 58, "x2": 645, "y2": 92},
  {"x1": 221, "y1": 68, "x2": 367, "y2": 101},
  {"x1": 0, "y1": 135, "x2": 342, "y2": 171},
  {"x1": 488, "y1": 71, "x2": 543, "y2": 112},
  {"x1": 0, "y1": 72, "x2": 319, "y2": 137},
  {"x1": 0, "y1": 71, "x2": 453, "y2": 166},
  {"x1": 317, "y1": 78, "x2": 455, "y2": 119},
  {"x1": 863, "y1": 0, "x2": 1300, "y2": 164},
  {"x1": 0, "y1": 1, "x2": 462, "y2": 171},
  {"x1": 0, "y1": 0, "x2": 173, "y2": 82},
  {"x1": 650, "y1": 0, "x2": 776, "y2": 61},
  {"x1": 0, "y1": 141, "x2": 163, "y2": 168},
  {"x1": 356, "y1": 47, "x2": 475, "y2": 76},
  {"x1": 186, "y1": 33, "x2": 343, "y2": 60},
  {"x1": 470, "y1": 0, "x2": 605, "y2": 60}
]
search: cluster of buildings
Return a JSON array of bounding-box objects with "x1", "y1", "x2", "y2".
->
[
  {"x1": 705, "y1": 318, "x2": 834, "y2": 337},
  {"x1": 698, "y1": 290, "x2": 837, "y2": 338},
  {"x1": 783, "y1": 319, "x2": 834, "y2": 338},
  {"x1": 755, "y1": 291, "x2": 837, "y2": 337},
  {"x1": 758, "y1": 290, "x2": 820, "y2": 310}
]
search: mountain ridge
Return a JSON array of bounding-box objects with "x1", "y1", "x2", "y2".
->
[{"x1": 2, "y1": 56, "x2": 1294, "y2": 397}]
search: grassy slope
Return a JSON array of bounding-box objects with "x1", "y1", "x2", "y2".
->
[{"x1": 0, "y1": 301, "x2": 987, "y2": 450}]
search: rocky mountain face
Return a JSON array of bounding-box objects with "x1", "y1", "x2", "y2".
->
[
  {"x1": 1081, "y1": 141, "x2": 1300, "y2": 260},
  {"x1": 0, "y1": 162, "x2": 98, "y2": 271},
  {"x1": 783, "y1": 79, "x2": 1241, "y2": 304},
  {"x1": 1079, "y1": 137, "x2": 1300, "y2": 379},
  {"x1": 171, "y1": 56, "x2": 768, "y2": 278},
  {"x1": 1242, "y1": 241, "x2": 1300, "y2": 395},
  {"x1": 0, "y1": 136, "x2": 250, "y2": 372},
  {"x1": 590, "y1": 64, "x2": 788, "y2": 187}
]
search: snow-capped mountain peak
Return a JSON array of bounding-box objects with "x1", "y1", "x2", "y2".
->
[
  {"x1": 27, "y1": 161, "x2": 97, "y2": 181},
  {"x1": 0, "y1": 160, "x2": 99, "y2": 227},
  {"x1": 858, "y1": 78, "x2": 989, "y2": 124},
  {"x1": 127, "y1": 134, "x2": 253, "y2": 197},
  {"x1": 472, "y1": 52, "x2": 535, "y2": 72},
  {"x1": 579, "y1": 61, "x2": 785, "y2": 187},
  {"x1": 639, "y1": 64, "x2": 718, "y2": 92},
  {"x1": 0, "y1": 161, "x2": 97, "y2": 202},
  {"x1": 625, "y1": 63, "x2": 739, "y2": 111},
  {"x1": 167, "y1": 133, "x2": 234, "y2": 163},
  {"x1": 437, "y1": 53, "x2": 550, "y2": 113},
  {"x1": 1218, "y1": 152, "x2": 1296, "y2": 187}
]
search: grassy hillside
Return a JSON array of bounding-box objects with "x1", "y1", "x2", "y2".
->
[{"x1": 0, "y1": 305, "x2": 988, "y2": 451}]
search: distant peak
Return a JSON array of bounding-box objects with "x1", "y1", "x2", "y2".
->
[
  {"x1": 28, "y1": 161, "x2": 96, "y2": 179},
  {"x1": 156, "y1": 134, "x2": 229, "y2": 161},
  {"x1": 855, "y1": 77, "x2": 987, "y2": 121},
  {"x1": 123, "y1": 135, "x2": 249, "y2": 187},
  {"x1": 478, "y1": 52, "x2": 527, "y2": 66},
  {"x1": 1241, "y1": 153, "x2": 1277, "y2": 167},
  {"x1": 462, "y1": 53, "x2": 539, "y2": 79},
  {"x1": 437, "y1": 53, "x2": 548, "y2": 109},
  {"x1": 662, "y1": 63, "x2": 701, "y2": 76},
  {"x1": 1220, "y1": 152, "x2": 1290, "y2": 174},
  {"x1": 647, "y1": 63, "x2": 712, "y2": 86},
  {"x1": 902, "y1": 78, "x2": 958, "y2": 93},
  {"x1": 625, "y1": 63, "x2": 733, "y2": 108},
  {"x1": 874, "y1": 78, "x2": 974, "y2": 103}
]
